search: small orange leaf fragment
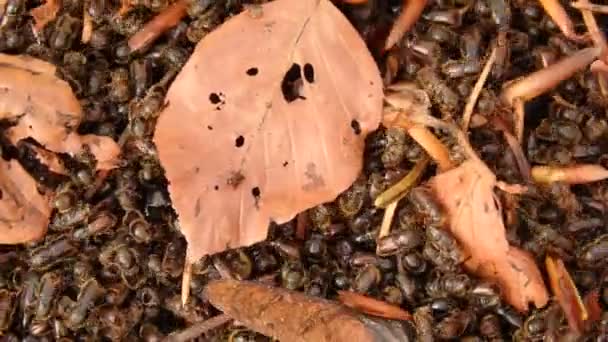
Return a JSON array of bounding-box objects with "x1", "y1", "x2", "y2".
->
[
  {"x1": 31, "y1": 0, "x2": 61, "y2": 33},
  {"x1": 338, "y1": 290, "x2": 412, "y2": 321},
  {"x1": 546, "y1": 255, "x2": 588, "y2": 334},
  {"x1": 583, "y1": 290, "x2": 602, "y2": 326},
  {"x1": 154, "y1": 0, "x2": 383, "y2": 262}
]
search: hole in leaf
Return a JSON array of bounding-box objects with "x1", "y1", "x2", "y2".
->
[
  {"x1": 209, "y1": 93, "x2": 221, "y2": 104},
  {"x1": 246, "y1": 67, "x2": 258, "y2": 76},
  {"x1": 235, "y1": 135, "x2": 245, "y2": 147},
  {"x1": 252, "y1": 187, "x2": 261, "y2": 198},
  {"x1": 282, "y1": 161, "x2": 289, "y2": 167},
  {"x1": 281, "y1": 63, "x2": 306, "y2": 102},
  {"x1": 303, "y1": 63, "x2": 314, "y2": 83},
  {"x1": 351, "y1": 119, "x2": 361, "y2": 135},
  {"x1": 214, "y1": 185, "x2": 219, "y2": 191},
  {"x1": 207, "y1": 125, "x2": 213, "y2": 130}
]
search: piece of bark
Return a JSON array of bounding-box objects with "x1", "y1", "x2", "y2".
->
[
  {"x1": 204, "y1": 279, "x2": 411, "y2": 342},
  {"x1": 154, "y1": 0, "x2": 383, "y2": 262},
  {"x1": 0, "y1": 53, "x2": 119, "y2": 170},
  {"x1": 0, "y1": 160, "x2": 51, "y2": 244},
  {"x1": 428, "y1": 160, "x2": 549, "y2": 312},
  {"x1": 127, "y1": 0, "x2": 188, "y2": 52}
]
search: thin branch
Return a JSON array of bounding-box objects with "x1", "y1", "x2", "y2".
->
[{"x1": 462, "y1": 46, "x2": 497, "y2": 131}]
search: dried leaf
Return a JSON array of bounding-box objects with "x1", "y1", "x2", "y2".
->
[
  {"x1": 204, "y1": 279, "x2": 408, "y2": 342},
  {"x1": 0, "y1": 160, "x2": 51, "y2": 244},
  {"x1": 337, "y1": 290, "x2": 412, "y2": 321},
  {"x1": 546, "y1": 255, "x2": 587, "y2": 334},
  {"x1": 30, "y1": 0, "x2": 61, "y2": 33},
  {"x1": 428, "y1": 160, "x2": 549, "y2": 312},
  {"x1": 0, "y1": 53, "x2": 120, "y2": 170},
  {"x1": 583, "y1": 290, "x2": 602, "y2": 325},
  {"x1": 154, "y1": 0, "x2": 382, "y2": 262}
]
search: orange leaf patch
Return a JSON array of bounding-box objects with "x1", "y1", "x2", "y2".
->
[
  {"x1": 154, "y1": 0, "x2": 383, "y2": 262},
  {"x1": 428, "y1": 160, "x2": 549, "y2": 312}
]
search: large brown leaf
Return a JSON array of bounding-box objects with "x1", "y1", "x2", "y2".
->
[
  {"x1": 0, "y1": 53, "x2": 119, "y2": 170},
  {"x1": 0, "y1": 160, "x2": 51, "y2": 244},
  {"x1": 428, "y1": 160, "x2": 549, "y2": 312},
  {"x1": 154, "y1": 0, "x2": 383, "y2": 262}
]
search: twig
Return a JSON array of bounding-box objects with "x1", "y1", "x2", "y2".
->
[
  {"x1": 538, "y1": 0, "x2": 588, "y2": 42},
  {"x1": 181, "y1": 249, "x2": 193, "y2": 306},
  {"x1": 571, "y1": 1, "x2": 608, "y2": 14},
  {"x1": 531, "y1": 164, "x2": 608, "y2": 184},
  {"x1": 376, "y1": 201, "x2": 397, "y2": 251},
  {"x1": 462, "y1": 46, "x2": 497, "y2": 131},
  {"x1": 374, "y1": 157, "x2": 429, "y2": 208},
  {"x1": 577, "y1": 0, "x2": 606, "y2": 51},
  {"x1": 337, "y1": 291, "x2": 412, "y2": 321},
  {"x1": 384, "y1": 0, "x2": 428, "y2": 51},
  {"x1": 82, "y1": 5, "x2": 93, "y2": 43},
  {"x1": 128, "y1": 0, "x2": 189, "y2": 52},
  {"x1": 490, "y1": 117, "x2": 531, "y2": 181},
  {"x1": 384, "y1": 112, "x2": 454, "y2": 171},
  {"x1": 501, "y1": 47, "x2": 600, "y2": 107},
  {"x1": 164, "y1": 314, "x2": 233, "y2": 342},
  {"x1": 546, "y1": 255, "x2": 587, "y2": 334}
]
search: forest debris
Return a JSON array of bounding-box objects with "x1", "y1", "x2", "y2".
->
[
  {"x1": 30, "y1": 0, "x2": 61, "y2": 33},
  {"x1": 0, "y1": 160, "x2": 51, "y2": 244},
  {"x1": 384, "y1": 0, "x2": 428, "y2": 51},
  {"x1": 531, "y1": 164, "x2": 608, "y2": 184},
  {"x1": 462, "y1": 46, "x2": 497, "y2": 131},
  {"x1": 374, "y1": 156, "x2": 429, "y2": 208},
  {"x1": 428, "y1": 160, "x2": 548, "y2": 311},
  {"x1": 545, "y1": 255, "x2": 587, "y2": 334},
  {"x1": 405, "y1": 112, "x2": 548, "y2": 312},
  {"x1": 538, "y1": 0, "x2": 587, "y2": 42},
  {"x1": 0, "y1": 53, "x2": 120, "y2": 170},
  {"x1": 82, "y1": 5, "x2": 93, "y2": 43},
  {"x1": 383, "y1": 85, "x2": 453, "y2": 171},
  {"x1": 204, "y1": 279, "x2": 408, "y2": 342},
  {"x1": 337, "y1": 290, "x2": 412, "y2": 321},
  {"x1": 583, "y1": 290, "x2": 602, "y2": 326},
  {"x1": 501, "y1": 47, "x2": 600, "y2": 141},
  {"x1": 128, "y1": 0, "x2": 189, "y2": 52},
  {"x1": 572, "y1": 1, "x2": 608, "y2": 14},
  {"x1": 154, "y1": 0, "x2": 383, "y2": 263},
  {"x1": 165, "y1": 314, "x2": 233, "y2": 342},
  {"x1": 18, "y1": 140, "x2": 67, "y2": 175},
  {"x1": 490, "y1": 117, "x2": 531, "y2": 181},
  {"x1": 377, "y1": 201, "x2": 397, "y2": 244}
]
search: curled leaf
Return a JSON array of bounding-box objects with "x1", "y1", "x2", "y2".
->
[
  {"x1": 30, "y1": 0, "x2": 61, "y2": 33},
  {"x1": 0, "y1": 53, "x2": 119, "y2": 170},
  {"x1": 154, "y1": 0, "x2": 383, "y2": 262},
  {"x1": 0, "y1": 160, "x2": 51, "y2": 244},
  {"x1": 428, "y1": 160, "x2": 549, "y2": 312}
]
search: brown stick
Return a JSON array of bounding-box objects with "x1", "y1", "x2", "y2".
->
[
  {"x1": 501, "y1": 47, "x2": 600, "y2": 107},
  {"x1": 538, "y1": 0, "x2": 588, "y2": 42},
  {"x1": 164, "y1": 314, "x2": 233, "y2": 342},
  {"x1": 204, "y1": 279, "x2": 393, "y2": 342},
  {"x1": 571, "y1": 1, "x2": 608, "y2": 14},
  {"x1": 462, "y1": 46, "x2": 497, "y2": 131},
  {"x1": 384, "y1": 0, "x2": 428, "y2": 51},
  {"x1": 128, "y1": 0, "x2": 189, "y2": 52},
  {"x1": 577, "y1": 0, "x2": 606, "y2": 51}
]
